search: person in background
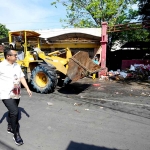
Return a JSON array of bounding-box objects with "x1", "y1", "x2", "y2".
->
[
  {"x1": 0, "y1": 47, "x2": 32, "y2": 146},
  {"x1": 93, "y1": 57, "x2": 99, "y2": 65},
  {"x1": 92, "y1": 57, "x2": 99, "y2": 79}
]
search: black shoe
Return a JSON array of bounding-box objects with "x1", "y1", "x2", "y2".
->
[
  {"x1": 13, "y1": 133, "x2": 24, "y2": 146},
  {"x1": 7, "y1": 125, "x2": 14, "y2": 134}
]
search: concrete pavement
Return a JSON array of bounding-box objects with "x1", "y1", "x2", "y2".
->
[
  {"x1": 56, "y1": 78, "x2": 150, "y2": 119},
  {"x1": 0, "y1": 78, "x2": 150, "y2": 150}
]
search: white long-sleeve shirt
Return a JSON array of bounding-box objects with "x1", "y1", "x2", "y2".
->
[{"x1": 0, "y1": 59, "x2": 24, "y2": 99}]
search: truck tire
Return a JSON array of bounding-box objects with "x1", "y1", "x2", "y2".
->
[{"x1": 30, "y1": 65, "x2": 57, "y2": 93}]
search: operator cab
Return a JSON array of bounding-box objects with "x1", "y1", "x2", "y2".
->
[{"x1": 9, "y1": 30, "x2": 41, "y2": 61}]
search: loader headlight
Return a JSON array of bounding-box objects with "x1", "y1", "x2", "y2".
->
[
  {"x1": 9, "y1": 42, "x2": 16, "y2": 50},
  {"x1": 32, "y1": 51, "x2": 38, "y2": 60}
]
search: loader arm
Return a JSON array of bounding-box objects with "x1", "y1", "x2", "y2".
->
[
  {"x1": 47, "y1": 47, "x2": 72, "y2": 60},
  {"x1": 38, "y1": 52, "x2": 68, "y2": 75}
]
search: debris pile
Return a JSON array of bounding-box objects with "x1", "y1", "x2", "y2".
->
[{"x1": 108, "y1": 64, "x2": 150, "y2": 81}]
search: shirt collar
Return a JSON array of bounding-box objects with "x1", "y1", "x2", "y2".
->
[{"x1": 3, "y1": 59, "x2": 16, "y2": 67}]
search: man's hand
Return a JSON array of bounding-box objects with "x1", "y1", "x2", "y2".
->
[
  {"x1": 20, "y1": 77, "x2": 32, "y2": 97},
  {"x1": 27, "y1": 89, "x2": 32, "y2": 97}
]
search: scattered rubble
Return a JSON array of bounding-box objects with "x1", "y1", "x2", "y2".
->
[
  {"x1": 107, "y1": 64, "x2": 150, "y2": 81},
  {"x1": 74, "y1": 109, "x2": 80, "y2": 113},
  {"x1": 47, "y1": 102, "x2": 53, "y2": 106},
  {"x1": 114, "y1": 92, "x2": 123, "y2": 95},
  {"x1": 115, "y1": 92, "x2": 119, "y2": 94},
  {"x1": 141, "y1": 92, "x2": 150, "y2": 96},
  {"x1": 74, "y1": 103, "x2": 82, "y2": 106},
  {"x1": 92, "y1": 83, "x2": 100, "y2": 86}
]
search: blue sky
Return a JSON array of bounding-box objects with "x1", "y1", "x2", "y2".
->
[
  {"x1": 0, "y1": 1, "x2": 139, "y2": 31},
  {"x1": 0, "y1": 0, "x2": 67, "y2": 31}
]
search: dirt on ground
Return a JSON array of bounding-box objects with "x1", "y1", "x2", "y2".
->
[{"x1": 55, "y1": 77, "x2": 150, "y2": 119}]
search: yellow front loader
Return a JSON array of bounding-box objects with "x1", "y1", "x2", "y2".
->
[{"x1": 0, "y1": 30, "x2": 100, "y2": 94}]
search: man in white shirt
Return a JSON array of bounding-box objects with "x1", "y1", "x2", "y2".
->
[{"x1": 0, "y1": 47, "x2": 32, "y2": 146}]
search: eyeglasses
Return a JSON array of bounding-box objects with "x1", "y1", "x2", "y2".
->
[{"x1": 9, "y1": 54, "x2": 17, "y2": 57}]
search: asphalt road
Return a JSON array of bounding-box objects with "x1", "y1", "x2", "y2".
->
[{"x1": 0, "y1": 78, "x2": 150, "y2": 150}]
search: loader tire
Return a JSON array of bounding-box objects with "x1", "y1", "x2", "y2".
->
[{"x1": 30, "y1": 65, "x2": 57, "y2": 93}]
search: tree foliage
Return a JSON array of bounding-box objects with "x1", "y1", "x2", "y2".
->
[
  {"x1": 138, "y1": 0, "x2": 150, "y2": 21},
  {"x1": 0, "y1": 24, "x2": 9, "y2": 39},
  {"x1": 51, "y1": 0, "x2": 150, "y2": 47},
  {"x1": 51, "y1": 0, "x2": 139, "y2": 27}
]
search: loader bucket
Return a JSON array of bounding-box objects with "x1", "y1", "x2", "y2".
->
[{"x1": 66, "y1": 51, "x2": 101, "y2": 82}]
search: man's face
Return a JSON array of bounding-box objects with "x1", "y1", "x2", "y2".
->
[{"x1": 7, "y1": 50, "x2": 17, "y2": 63}]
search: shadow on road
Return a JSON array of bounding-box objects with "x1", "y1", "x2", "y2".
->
[
  {"x1": 0, "y1": 140, "x2": 15, "y2": 150},
  {"x1": 66, "y1": 141, "x2": 120, "y2": 150},
  {"x1": 58, "y1": 83, "x2": 91, "y2": 95},
  {"x1": 0, "y1": 107, "x2": 29, "y2": 124}
]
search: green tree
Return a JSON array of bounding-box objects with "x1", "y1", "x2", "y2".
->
[
  {"x1": 51, "y1": 0, "x2": 138, "y2": 27},
  {"x1": 51, "y1": 1, "x2": 150, "y2": 43},
  {"x1": 138, "y1": 0, "x2": 150, "y2": 22},
  {"x1": 0, "y1": 24, "x2": 9, "y2": 39}
]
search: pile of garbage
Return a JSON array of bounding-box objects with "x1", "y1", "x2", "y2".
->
[{"x1": 108, "y1": 64, "x2": 150, "y2": 81}]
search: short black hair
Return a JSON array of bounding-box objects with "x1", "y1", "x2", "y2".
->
[{"x1": 4, "y1": 47, "x2": 12, "y2": 59}]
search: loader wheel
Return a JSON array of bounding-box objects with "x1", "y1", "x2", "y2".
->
[{"x1": 30, "y1": 65, "x2": 57, "y2": 93}]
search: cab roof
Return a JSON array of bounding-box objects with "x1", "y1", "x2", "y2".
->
[{"x1": 9, "y1": 30, "x2": 40, "y2": 37}]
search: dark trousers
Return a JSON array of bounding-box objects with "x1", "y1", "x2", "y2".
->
[{"x1": 2, "y1": 98, "x2": 20, "y2": 135}]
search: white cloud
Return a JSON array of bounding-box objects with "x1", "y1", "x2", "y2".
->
[{"x1": 0, "y1": 0, "x2": 67, "y2": 30}]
